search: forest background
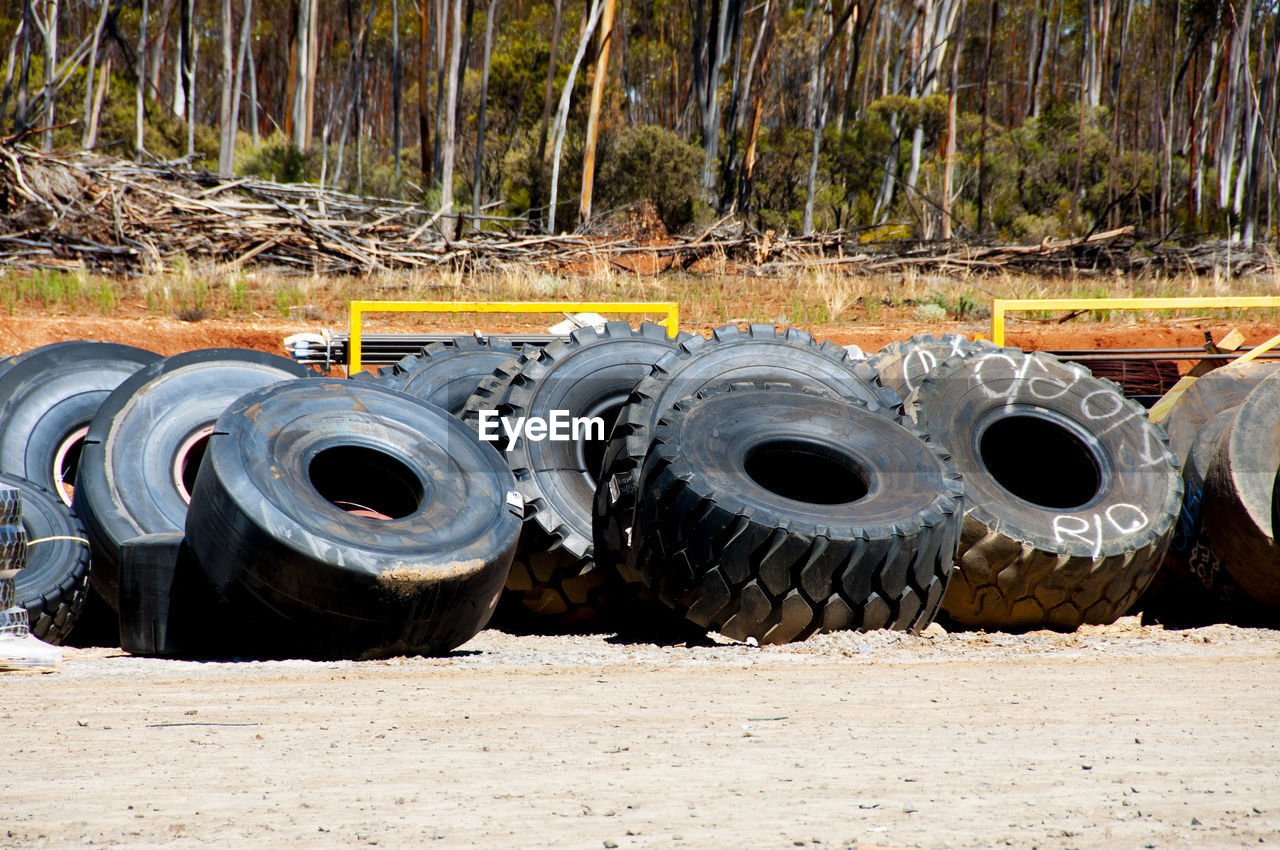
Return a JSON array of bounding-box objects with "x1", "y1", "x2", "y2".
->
[{"x1": 2, "y1": 0, "x2": 1278, "y2": 246}]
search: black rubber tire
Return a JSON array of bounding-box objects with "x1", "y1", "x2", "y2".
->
[
  {"x1": 0, "y1": 341, "x2": 160, "y2": 505},
  {"x1": 1141, "y1": 408, "x2": 1273, "y2": 625},
  {"x1": 461, "y1": 321, "x2": 686, "y2": 621},
  {"x1": 74, "y1": 348, "x2": 313, "y2": 610},
  {"x1": 1162, "y1": 362, "x2": 1276, "y2": 467},
  {"x1": 355, "y1": 336, "x2": 522, "y2": 416},
  {"x1": 906, "y1": 348, "x2": 1182, "y2": 630},
  {"x1": 3, "y1": 473, "x2": 91, "y2": 644},
  {"x1": 868, "y1": 333, "x2": 997, "y2": 399},
  {"x1": 1204, "y1": 370, "x2": 1280, "y2": 607},
  {"x1": 593, "y1": 323, "x2": 901, "y2": 586},
  {"x1": 0, "y1": 485, "x2": 20, "y2": 524},
  {"x1": 631, "y1": 384, "x2": 963, "y2": 643},
  {"x1": 184, "y1": 378, "x2": 523, "y2": 659}
]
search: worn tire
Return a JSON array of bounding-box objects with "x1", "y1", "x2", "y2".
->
[
  {"x1": 355, "y1": 336, "x2": 522, "y2": 416},
  {"x1": 868, "y1": 333, "x2": 997, "y2": 399},
  {"x1": 74, "y1": 348, "x2": 313, "y2": 609},
  {"x1": 631, "y1": 384, "x2": 963, "y2": 643},
  {"x1": 1162, "y1": 361, "x2": 1276, "y2": 466},
  {"x1": 1204, "y1": 370, "x2": 1280, "y2": 607},
  {"x1": 3, "y1": 473, "x2": 91, "y2": 644},
  {"x1": 594, "y1": 323, "x2": 901, "y2": 586},
  {"x1": 907, "y1": 348, "x2": 1182, "y2": 630},
  {"x1": 0, "y1": 341, "x2": 160, "y2": 505},
  {"x1": 462, "y1": 321, "x2": 686, "y2": 621},
  {"x1": 1142, "y1": 408, "x2": 1272, "y2": 625},
  {"x1": 185, "y1": 378, "x2": 523, "y2": 659}
]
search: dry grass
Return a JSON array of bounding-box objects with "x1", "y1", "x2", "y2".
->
[{"x1": 1, "y1": 261, "x2": 1278, "y2": 327}]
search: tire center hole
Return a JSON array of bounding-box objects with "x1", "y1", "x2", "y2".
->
[
  {"x1": 579, "y1": 401, "x2": 624, "y2": 484},
  {"x1": 173, "y1": 427, "x2": 214, "y2": 505},
  {"x1": 744, "y1": 439, "x2": 868, "y2": 505},
  {"x1": 53, "y1": 425, "x2": 89, "y2": 506},
  {"x1": 309, "y1": 445, "x2": 423, "y2": 520},
  {"x1": 978, "y1": 414, "x2": 1102, "y2": 510}
]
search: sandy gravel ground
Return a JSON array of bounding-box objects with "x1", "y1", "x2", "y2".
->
[{"x1": 3, "y1": 620, "x2": 1279, "y2": 849}]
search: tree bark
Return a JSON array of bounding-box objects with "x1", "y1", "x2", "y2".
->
[
  {"x1": 941, "y1": 0, "x2": 966, "y2": 239},
  {"x1": 547, "y1": 0, "x2": 606, "y2": 233},
  {"x1": 438, "y1": 0, "x2": 463, "y2": 218},
  {"x1": 392, "y1": 0, "x2": 402, "y2": 180},
  {"x1": 136, "y1": 0, "x2": 148, "y2": 159},
  {"x1": 81, "y1": 0, "x2": 110, "y2": 148},
  {"x1": 418, "y1": 0, "x2": 433, "y2": 184}
]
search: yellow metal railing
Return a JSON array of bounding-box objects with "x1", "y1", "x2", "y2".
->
[
  {"x1": 991, "y1": 297, "x2": 1280, "y2": 346},
  {"x1": 347, "y1": 300, "x2": 680, "y2": 372}
]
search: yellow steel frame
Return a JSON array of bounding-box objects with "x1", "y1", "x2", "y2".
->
[
  {"x1": 348, "y1": 300, "x2": 680, "y2": 372},
  {"x1": 991, "y1": 296, "x2": 1280, "y2": 346}
]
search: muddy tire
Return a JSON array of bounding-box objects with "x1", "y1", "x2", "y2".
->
[
  {"x1": 184, "y1": 378, "x2": 523, "y2": 659},
  {"x1": 74, "y1": 348, "x2": 313, "y2": 610},
  {"x1": 354, "y1": 336, "x2": 522, "y2": 416},
  {"x1": 4, "y1": 473, "x2": 91, "y2": 644},
  {"x1": 868, "y1": 333, "x2": 997, "y2": 399},
  {"x1": 906, "y1": 348, "x2": 1182, "y2": 630},
  {"x1": 461, "y1": 321, "x2": 685, "y2": 621},
  {"x1": 631, "y1": 384, "x2": 962, "y2": 643},
  {"x1": 1204, "y1": 370, "x2": 1280, "y2": 607},
  {"x1": 593, "y1": 324, "x2": 901, "y2": 587},
  {"x1": 0, "y1": 341, "x2": 160, "y2": 505}
]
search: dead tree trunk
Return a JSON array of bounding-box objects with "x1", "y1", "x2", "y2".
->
[
  {"x1": 473, "y1": 0, "x2": 501, "y2": 220},
  {"x1": 579, "y1": 0, "x2": 616, "y2": 225}
]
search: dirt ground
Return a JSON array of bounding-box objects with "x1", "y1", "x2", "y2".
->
[
  {"x1": 3, "y1": 313, "x2": 1279, "y2": 848},
  {"x1": 3, "y1": 621, "x2": 1279, "y2": 849}
]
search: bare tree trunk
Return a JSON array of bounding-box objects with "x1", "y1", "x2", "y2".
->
[
  {"x1": 418, "y1": 0, "x2": 433, "y2": 184},
  {"x1": 182, "y1": 0, "x2": 196, "y2": 156},
  {"x1": 473, "y1": 0, "x2": 500, "y2": 220},
  {"x1": 35, "y1": 0, "x2": 58, "y2": 149},
  {"x1": 247, "y1": 41, "x2": 259, "y2": 145},
  {"x1": 0, "y1": 16, "x2": 26, "y2": 129},
  {"x1": 432, "y1": 0, "x2": 447, "y2": 179},
  {"x1": 802, "y1": 1, "x2": 829, "y2": 235},
  {"x1": 13, "y1": 0, "x2": 33, "y2": 134},
  {"x1": 536, "y1": 0, "x2": 565, "y2": 162},
  {"x1": 304, "y1": 0, "x2": 319, "y2": 146},
  {"x1": 392, "y1": 0, "x2": 402, "y2": 180},
  {"x1": 81, "y1": 0, "x2": 109, "y2": 148},
  {"x1": 579, "y1": 0, "x2": 616, "y2": 225},
  {"x1": 230, "y1": 0, "x2": 253, "y2": 150},
  {"x1": 219, "y1": 0, "x2": 236, "y2": 174},
  {"x1": 736, "y1": 0, "x2": 777, "y2": 216},
  {"x1": 721, "y1": 0, "x2": 771, "y2": 209},
  {"x1": 547, "y1": 0, "x2": 606, "y2": 233},
  {"x1": 941, "y1": 0, "x2": 966, "y2": 239},
  {"x1": 292, "y1": 0, "x2": 312, "y2": 149},
  {"x1": 149, "y1": 0, "x2": 175, "y2": 103},
  {"x1": 438, "y1": 0, "x2": 463, "y2": 218},
  {"x1": 136, "y1": 0, "x2": 149, "y2": 159},
  {"x1": 85, "y1": 56, "x2": 109, "y2": 148},
  {"x1": 976, "y1": 0, "x2": 997, "y2": 232}
]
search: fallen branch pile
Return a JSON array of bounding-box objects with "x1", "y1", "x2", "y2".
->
[{"x1": 1, "y1": 142, "x2": 1276, "y2": 277}]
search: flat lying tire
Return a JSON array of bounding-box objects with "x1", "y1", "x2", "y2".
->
[{"x1": 4, "y1": 473, "x2": 91, "y2": 644}]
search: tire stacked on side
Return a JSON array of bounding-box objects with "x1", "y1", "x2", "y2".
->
[
  {"x1": 631, "y1": 383, "x2": 963, "y2": 644},
  {"x1": 904, "y1": 347, "x2": 1182, "y2": 630},
  {"x1": 593, "y1": 323, "x2": 902, "y2": 589},
  {"x1": 6, "y1": 474, "x2": 91, "y2": 643},
  {"x1": 461, "y1": 321, "x2": 687, "y2": 624}
]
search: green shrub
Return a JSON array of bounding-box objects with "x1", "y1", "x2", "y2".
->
[{"x1": 597, "y1": 125, "x2": 704, "y2": 231}]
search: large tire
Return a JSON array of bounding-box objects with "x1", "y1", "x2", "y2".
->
[
  {"x1": 868, "y1": 333, "x2": 997, "y2": 399},
  {"x1": 0, "y1": 341, "x2": 160, "y2": 505},
  {"x1": 631, "y1": 384, "x2": 963, "y2": 643},
  {"x1": 355, "y1": 336, "x2": 522, "y2": 416},
  {"x1": 74, "y1": 348, "x2": 313, "y2": 609},
  {"x1": 4, "y1": 473, "x2": 91, "y2": 644},
  {"x1": 1204, "y1": 370, "x2": 1280, "y2": 607},
  {"x1": 1141, "y1": 408, "x2": 1272, "y2": 625},
  {"x1": 593, "y1": 324, "x2": 901, "y2": 586},
  {"x1": 906, "y1": 348, "x2": 1182, "y2": 630},
  {"x1": 1162, "y1": 361, "x2": 1276, "y2": 466},
  {"x1": 461, "y1": 321, "x2": 686, "y2": 621},
  {"x1": 185, "y1": 378, "x2": 523, "y2": 659}
]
